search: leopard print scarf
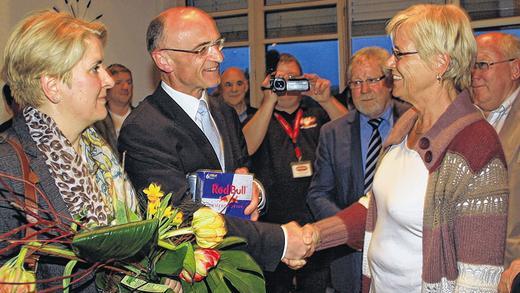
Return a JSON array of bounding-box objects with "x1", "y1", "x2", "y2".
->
[{"x1": 24, "y1": 107, "x2": 138, "y2": 226}]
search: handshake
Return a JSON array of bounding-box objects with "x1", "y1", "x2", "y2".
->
[{"x1": 281, "y1": 222, "x2": 320, "y2": 270}]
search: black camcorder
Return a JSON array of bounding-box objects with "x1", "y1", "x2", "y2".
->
[{"x1": 268, "y1": 76, "x2": 310, "y2": 93}]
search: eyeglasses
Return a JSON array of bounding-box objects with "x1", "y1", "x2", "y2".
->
[
  {"x1": 349, "y1": 75, "x2": 386, "y2": 88},
  {"x1": 159, "y1": 38, "x2": 225, "y2": 56},
  {"x1": 392, "y1": 48, "x2": 418, "y2": 60},
  {"x1": 473, "y1": 58, "x2": 516, "y2": 71}
]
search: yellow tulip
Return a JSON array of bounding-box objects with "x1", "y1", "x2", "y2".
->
[
  {"x1": 191, "y1": 208, "x2": 227, "y2": 248},
  {"x1": 0, "y1": 252, "x2": 36, "y2": 293}
]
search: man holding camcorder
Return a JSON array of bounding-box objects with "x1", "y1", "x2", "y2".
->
[{"x1": 242, "y1": 53, "x2": 347, "y2": 293}]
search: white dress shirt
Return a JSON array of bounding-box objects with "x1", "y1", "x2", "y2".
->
[
  {"x1": 486, "y1": 86, "x2": 520, "y2": 132},
  {"x1": 161, "y1": 81, "x2": 225, "y2": 171}
]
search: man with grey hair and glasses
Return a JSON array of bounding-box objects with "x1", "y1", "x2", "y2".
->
[{"x1": 471, "y1": 32, "x2": 520, "y2": 293}]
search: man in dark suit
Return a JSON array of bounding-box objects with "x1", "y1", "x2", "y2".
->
[
  {"x1": 118, "y1": 6, "x2": 312, "y2": 272},
  {"x1": 307, "y1": 47, "x2": 408, "y2": 292}
]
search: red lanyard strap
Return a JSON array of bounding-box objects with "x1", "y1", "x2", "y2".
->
[{"x1": 274, "y1": 109, "x2": 304, "y2": 160}]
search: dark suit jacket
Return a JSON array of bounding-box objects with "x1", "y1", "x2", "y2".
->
[
  {"x1": 307, "y1": 101, "x2": 407, "y2": 292},
  {"x1": 0, "y1": 116, "x2": 97, "y2": 292},
  {"x1": 93, "y1": 110, "x2": 118, "y2": 155},
  {"x1": 93, "y1": 107, "x2": 133, "y2": 157},
  {"x1": 118, "y1": 84, "x2": 284, "y2": 271}
]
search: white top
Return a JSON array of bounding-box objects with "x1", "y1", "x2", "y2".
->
[
  {"x1": 486, "y1": 85, "x2": 519, "y2": 133},
  {"x1": 367, "y1": 137, "x2": 429, "y2": 293},
  {"x1": 108, "y1": 108, "x2": 131, "y2": 137},
  {"x1": 161, "y1": 81, "x2": 224, "y2": 170}
]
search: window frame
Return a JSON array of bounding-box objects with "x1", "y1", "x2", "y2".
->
[{"x1": 187, "y1": 0, "x2": 519, "y2": 106}]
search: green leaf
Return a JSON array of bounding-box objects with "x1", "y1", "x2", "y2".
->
[
  {"x1": 181, "y1": 279, "x2": 209, "y2": 293},
  {"x1": 72, "y1": 219, "x2": 159, "y2": 262},
  {"x1": 154, "y1": 242, "x2": 190, "y2": 275},
  {"x1": 214, "y1": 236, "x2": 247, "y2": 250},
  {"x1": 157, "y1": 193, "x2": 172, "y2": 219},
  {"x1": 62, "y1": 259, "x2": 78, "y2": 293},
  {"x1": 26, "y1": 242, "x2": 76, "y2": 258},
  {"x1": 114, "y1": 199, "x2": 129, "y2": 224},
  {"x1": 206, "y1": 269, "x2": 232, "y2": 293},
  {"x1": 183, "y1": 243, "x2": 195, "y2": 276},
  {"x1": 209, "y1": 250, "x2": 265, "y2": 293}
]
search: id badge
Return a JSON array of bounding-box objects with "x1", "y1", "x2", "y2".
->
[{"x1": 291, "y1": 160, "x2": 313, "y2": 178}]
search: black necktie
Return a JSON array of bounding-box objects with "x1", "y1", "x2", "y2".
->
[{"x1": 364, "y1": 118, "x2": 383, "y2": 194}]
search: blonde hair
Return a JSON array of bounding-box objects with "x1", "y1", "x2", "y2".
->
[
  {"x1": 347, "y1": 47, "x2": 390, "y2": 81},
  {"x1": 2, "y1": 10, "x2": 107, "y2": 107},
  {"x1": 386, "y1": 4, "x2": 476, "y2": 91}
]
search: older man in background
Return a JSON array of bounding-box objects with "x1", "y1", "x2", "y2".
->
[
  {"x1": 307, "y1": 47, "x2": 408, "y2": 293},
  {"x1": 94, "y1": 63, "x2": 133, "y2": 154},
  {"x1": 219, "y1": 67, "x2": 255, "y2": 124},
  {"x1": 471, "y1": 32, "x2": 520, "y2": 293}
]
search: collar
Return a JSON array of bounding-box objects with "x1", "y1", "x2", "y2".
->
[
  {"x1": 108, "y1": 107, "x2": 132, "y2": 120},
  {"x1": 385, "y1": 90, "x2": 483, "y2": 171},
  {"x1": 161, "y1": 81, "x2": 209, "y2": 121},
  {"x1": 488, "y1": 85, "x2": 520, "y2": 118},
  {"x1": 359, "y1": 102, "x2": 393, "y2": 127}
]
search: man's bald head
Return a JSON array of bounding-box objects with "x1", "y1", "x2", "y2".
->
[
  {"x1": 472, "y1": 32, "x2": 520, "y2": 114},
  {"x1": 146, "y1": 7, "x2": 215, "y2": 53},
  {"x1": 220, "y1": 67, "x2": 249, "y2": 108}
]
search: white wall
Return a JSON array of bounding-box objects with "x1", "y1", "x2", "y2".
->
[{"x1": 0, "y1": 0, "x2": 182, "y2": 106}]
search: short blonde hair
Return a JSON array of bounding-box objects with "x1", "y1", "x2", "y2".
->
[
  {"x1": 386, "y1": 4, "x2": 476, "y2": 91},
  {"x1": 2, "y1": 10, "x2": 107, "y2": 107},
  {"x1": 347, "y1": 47, "x2": 390, "y2": 81}
]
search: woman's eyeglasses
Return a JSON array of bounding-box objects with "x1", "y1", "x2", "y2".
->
[{"x1": 392, "y1": 48, "x2": 418, "y2": 60}]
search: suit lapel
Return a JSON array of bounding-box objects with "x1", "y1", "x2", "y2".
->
[
  {"x1": 499, "y1": 90, "x2": 520, "y2": 166},
  {"x1": 151, "y1": 86, "x2": 221, "y2": 169},
  {"x1": 350, "y1": 111, "x2": 365, "y2": 197}
]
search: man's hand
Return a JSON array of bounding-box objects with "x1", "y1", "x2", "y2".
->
[
  {"x1": 499, "y1": 258, "x2": 520, "y2": 293},
  {"x1": 235, "y1": 167, "x2": 259, "y2": 221},
  {"x1": 281, "y1": 223, "x2": 321, "y2": 270},
  {"x1": 280, "y1": 221, "x2": 321, "y2": 270},
  {"x1": 303, "y1": 73, "x2": 332, "y2": 104},
  {"x1": 261, "y1": 74, "x2": 279, "y2": 106}
]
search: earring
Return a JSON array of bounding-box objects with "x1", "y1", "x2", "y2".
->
[{"x1": 436, "y1": 74, "x2": 442, "y2": 83}]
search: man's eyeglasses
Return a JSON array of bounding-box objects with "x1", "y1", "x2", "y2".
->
[
  {"x1": 349, "y1": 75, "x2": 386, "y2": 88},
  {"x1": 473, "y1": 58, "x2": 516, "y2": 71},
  {"x1": 159, "y1": 38, "x2": 225, "y2": 56},
  {"x1": 392, "y1": 48, "x2": 418, "y2": 60}
]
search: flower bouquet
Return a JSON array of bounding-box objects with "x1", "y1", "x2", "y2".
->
[{"x1": 0, "y1": 180, "x2": 265, "y2": 292}]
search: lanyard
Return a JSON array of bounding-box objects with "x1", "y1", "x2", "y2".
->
[{"x1": 274, "y1": 108, "x2": 304, "y2": 161}]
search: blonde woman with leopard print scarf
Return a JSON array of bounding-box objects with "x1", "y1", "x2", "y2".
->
[{"x1": 0, "y1": 10, "x2": 182, "y2": 293}]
